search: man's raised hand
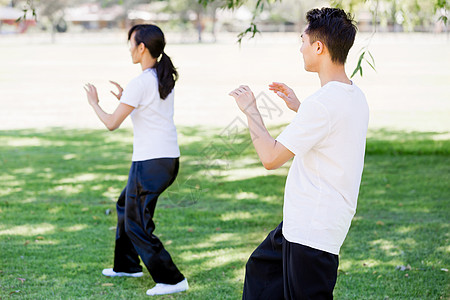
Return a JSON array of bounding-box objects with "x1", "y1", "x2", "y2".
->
[
  {"x1": 269, "y1": 82, "x2": 300, "y2": 112},
  {"x1": 229, "y1": 85, "x2": 259, "y2": 115}
]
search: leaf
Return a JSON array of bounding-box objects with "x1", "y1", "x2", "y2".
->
[
  {"x1": 365, "y1": 50, "x2": 376, "y2": 71},
  {"x1": 438, "y1": 15, "x2": 448, "y2": 26},
  {"x1": 237, "y1": 22, "x2": 260, "y2": 44},
  {"x1": 102, "y1": 283, "x2": 114, "y2": 287},
  {"x1": 367, "y1": 51, "x2": 376, "y2": 67},
  {"x1": 351, "y1": 51, "x2": 365, "y2": 78},
  {"x1": 364, "y1": 58, "x2": 376, "y2": 71},
  {"x1": 17, "y1": 278, "x2": 26, "y2": 283}
]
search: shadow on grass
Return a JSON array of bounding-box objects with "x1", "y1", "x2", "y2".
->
[{"x1": 0, "y1": 127, "x2": 448, "y2": 299}]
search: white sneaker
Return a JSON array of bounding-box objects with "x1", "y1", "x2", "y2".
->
[
  {"x1": 146, "y1": 278, "x2": 189, "y2": 296},
  {"x1": 102, "y1": 268, "x2": 143, "y2": 278}
]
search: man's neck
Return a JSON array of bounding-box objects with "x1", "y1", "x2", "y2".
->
[{"x1": 317, "y1": 61, "x2": 351, "y2": 87}]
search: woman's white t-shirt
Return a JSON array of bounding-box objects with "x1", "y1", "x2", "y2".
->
[
  {"x1": 276, "y1": 81, "x2": 369, "y2": 255},
  {"x1": 120, "y1": 68, "x2": 180, "y2": 162}
]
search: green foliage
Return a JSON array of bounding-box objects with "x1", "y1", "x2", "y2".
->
[
  {"x1": 351, "y1": 48, "x2": 376, "y2": 78},
  {"x1": 200, "y1": 0, "x2": 281, "y2": 44},
  {"x1": 0, "y1": 127, "x2": 448, "y2": 299},
  {"x1": 15, "y1": 0, "x2": 37, "y2": 22},
  {"x1": 435, "y1": 0, "x2": 449, "y2": 25}
]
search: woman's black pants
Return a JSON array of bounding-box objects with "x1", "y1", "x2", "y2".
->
[{"x1": 112, "y1": 157, "x2": 184, "y2": 284}]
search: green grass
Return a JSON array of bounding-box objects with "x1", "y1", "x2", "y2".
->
[{"x1": 0, "y1": 127, "x2": 449, "y2": 299}]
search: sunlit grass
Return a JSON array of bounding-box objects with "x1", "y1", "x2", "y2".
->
[{"x1": 0, "y1": 127, "x2": 448, "y2": 299}]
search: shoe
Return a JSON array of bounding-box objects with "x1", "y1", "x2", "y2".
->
[
  {"x1": 146, "y1": 278, "x2": 189, "y2": 296},
  {"x1": 102, "y1": 268, "x2": 143, "y2": 278}
]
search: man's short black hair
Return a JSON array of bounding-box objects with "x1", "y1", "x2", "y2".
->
[{"x1": 305, "y1": 7, "x2": 357, "y2": 64}]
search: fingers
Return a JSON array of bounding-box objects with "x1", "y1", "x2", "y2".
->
[
  {"x1": 228, "y1": 85, "x2": 252, "y2": 97},
  {"x1": 84, "y1": 83, "x2": 96, "y2": 92},
  {"x1": 277, "y1": 91, "x2": 288, "y2": 100},
  {"x1": 269, "y1": 82, "x2": 290, "y2": 95},
  {"x1": 269, "y1": 82, "x2": 285, "y2": 89},
  {"x1": 110, "y1": 91, "x2": 120, "y2": 100},
  {"x1": 109, "y1": 80, "x2": 122, "y2": 90},
  {"x1": 84, "y1": 83, "x2": 92, "y2": 93}
]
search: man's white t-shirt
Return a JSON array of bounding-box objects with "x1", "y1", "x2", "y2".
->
[
  {"x1": 276, "y1": 81, "x2": 369, "y2": 255},
  {"x1": 120, "y1": 68, "x2": 180, "y2": 162}
]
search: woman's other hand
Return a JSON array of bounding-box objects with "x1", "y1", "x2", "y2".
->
[{"x1": 109, "y1": 80, "x2": 123, "y2": 100}]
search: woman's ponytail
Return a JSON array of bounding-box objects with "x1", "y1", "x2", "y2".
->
[
  {"x1": 128, "y1": 24, "x2": 178, "y2": 100},
  {"x1": 156, "y1": 52, "x2": 178, "y2": 100}
]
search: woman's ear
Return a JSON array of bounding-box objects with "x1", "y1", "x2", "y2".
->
[{"x1": 138, "y1": 42, "x2": 146, "y2": 54}]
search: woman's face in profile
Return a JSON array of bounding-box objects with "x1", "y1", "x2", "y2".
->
[{"x1": 129, "y1": 31, "x2": 140, "y2": 64}]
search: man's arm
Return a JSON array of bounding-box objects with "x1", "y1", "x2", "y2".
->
[{"x1": 229, "y1": 85, "x2": 294, "y2": 170}]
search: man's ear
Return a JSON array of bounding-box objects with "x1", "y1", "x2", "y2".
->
[{"x1": 315, "y1": 41, "x2": 324, "y2": 55}]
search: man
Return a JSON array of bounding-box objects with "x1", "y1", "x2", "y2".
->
[{"x1": 229, "y1": 7, "x2": 369, "y2": 300}]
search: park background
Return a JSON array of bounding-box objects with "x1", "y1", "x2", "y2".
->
[{"x1": 0, "y1": 0, "x2": 449, "y2": 299}]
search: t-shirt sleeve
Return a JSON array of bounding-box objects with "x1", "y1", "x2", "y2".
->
[
  {"x1": 120, "y1": 77, "x2": 145, "y2": 108},
  {"x1": 276, "y1": 100, "x2": 330, "y2": 158}
]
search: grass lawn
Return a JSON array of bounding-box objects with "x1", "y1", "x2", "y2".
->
[{"x1": 0, "y1": 127, "x2": 448, "y2": 299}]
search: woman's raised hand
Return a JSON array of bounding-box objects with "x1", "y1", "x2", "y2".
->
[
  {"x1": 84, "y1": 83, "x2": 99, "y2": 107},
  {"x1": 268, "y1": 82, "x2": 300, "y2": 112},
  {"x1": 109, "y1": 80, "x2": 123, "y2": 100}
]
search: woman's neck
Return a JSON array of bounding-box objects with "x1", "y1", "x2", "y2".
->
[{"x1": 140, "y1": 55, "x2": 157, "y2": 71}]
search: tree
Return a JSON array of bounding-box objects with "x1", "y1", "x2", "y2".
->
[
  {"x1": 39, "y1": 0, "x2": 70, "y2": 43},
  {"x1": 16, "y1": 0, "x2": 449, "y2": 75},
  {"x1": 198, "y1": 0, "x2": 282, "y2": 43}
]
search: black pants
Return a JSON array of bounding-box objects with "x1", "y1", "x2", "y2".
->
[
  {"x1": 243, "y1": 222, "x2": 339, "y2": 300},
  {"x1": 112, "y1": 158, "x2": 184, "y2": 284}
]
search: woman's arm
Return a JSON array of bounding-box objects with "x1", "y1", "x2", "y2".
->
[{"x1": 84, "y1": 83, "x2": 134, "y2": 131}]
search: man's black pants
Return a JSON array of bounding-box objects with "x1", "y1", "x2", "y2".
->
[
  {"x1": 243, "y1": 222, "x2": 339, "y2": 300},
  {"x1": 112, "y1": 158, "x2": 184, "y2": 284}
]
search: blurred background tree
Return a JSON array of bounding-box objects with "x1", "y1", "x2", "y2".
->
[{"x1": 12, "y1": 0, "x2": 449, "y2": 35}]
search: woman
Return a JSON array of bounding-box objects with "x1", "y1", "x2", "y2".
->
[{"x1": 84, "y1": 24, "x2": 188, "y2": 296}]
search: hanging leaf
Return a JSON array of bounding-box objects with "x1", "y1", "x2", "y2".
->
[
  {"x1": 237, "y1": 22, "x2": 260, "y2": 44},
  {"x1": 351, "y1": 51, "x2": 365, "y2": 78},
  {"x1": 366, "y1": 51, "x2": 376, "y2": 71},
  {"x1": 351, "y1": 49, "x2": 377, "y2": 78}
]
